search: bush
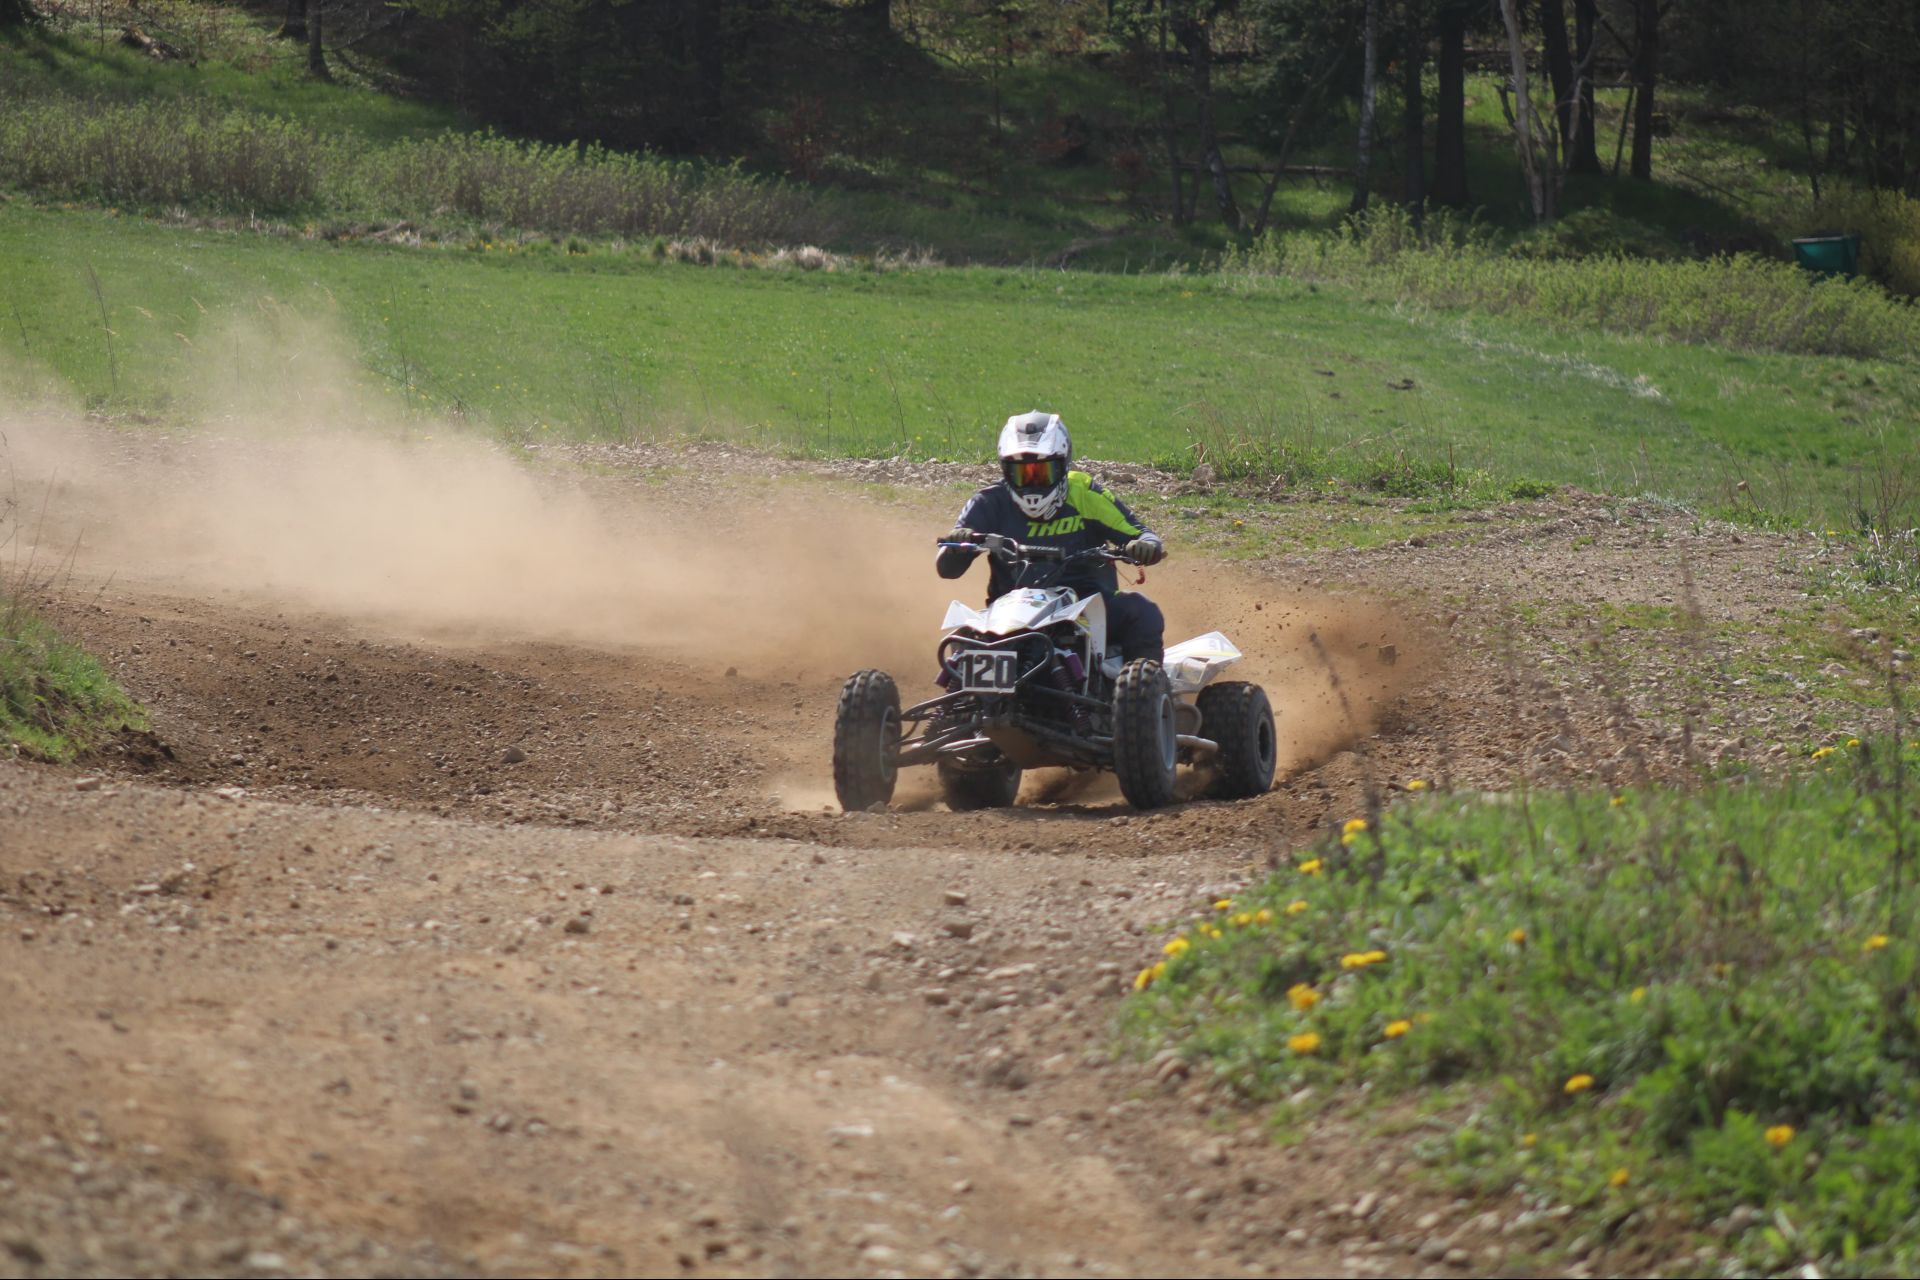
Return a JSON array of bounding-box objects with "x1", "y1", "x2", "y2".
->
[
  {"x1": 0, "y1": 91, "x2": 834, "y2": 245},
  {"x1": 1786, "y1": 185, "x2": 1920, "y2": 298},
  {"x1": 1127, "y1": 741, "x2": 1920, "y2": 1272},
  {"x1": 1222, "y1": 205, "x2": 1920, "y2": 361}
]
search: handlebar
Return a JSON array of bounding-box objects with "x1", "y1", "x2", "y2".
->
[{"x1": 934, "y1": 532, "x2": 1139, "y2": 568}]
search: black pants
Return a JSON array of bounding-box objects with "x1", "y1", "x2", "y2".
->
[{"x1": 1106, "y1": 591, "x2": 1166, "y2": 664}]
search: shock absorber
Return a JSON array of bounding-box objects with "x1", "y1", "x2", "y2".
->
[{"x1": 1052, "y1": 647, "x2": 1090, "y2": 730}]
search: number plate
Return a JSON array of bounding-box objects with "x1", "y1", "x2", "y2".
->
[{"x1": 951, "y1": 648, "x2": 1020, "y2": 692}]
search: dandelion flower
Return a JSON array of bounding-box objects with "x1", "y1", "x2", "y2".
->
[
  {"x1": 1340, "y1": 950, "x2": 1389, "y2": 970},
  {"x1": 1202, "y1": 924, "x2": 1223, "y2": 940},
  {"x1": 1341, "y1": 831, "x2": 1361, "y2": 846},
  {"x1": 1509, "y1": 927, "x2": 1528, "y2": 946},
  {"x1": 1132, "y1": 966, "x2": 1155, "y2": 991},
  {"x1": 1231, "y1": 912, "x2": 1254, "y2": 928},
  {"x1": 1285, "y1": 899, "x2": 1309, "y2": 915},
  {"x1": 1610, "y1": 794, "x2": 1626, "y2": 807},
  {"x1": 1608, "y1": 1167, "x2": 1630, "y2": 1188},
  {"x1": 1383, "y1": 1019, "x2": 1412, "y2": 1039},
  {"x1": 1288, "y1": 1031, "x2": 1322, "y2": 1055},
  {"x1": 1407, "y1": 778, "x2": 1429, "y2": 791},
  {"x1": 1163, "y1": 936, "x2": 1191, "y2": 958},
  {"x1": 1865, "y1": 934, "x2": 1890, "y2": 952},
  {"x1": 1254, "y1": 909, "x2": 1274, "y2": 925},
  {"x1": 1298, "y1": 859, "x2": 1324, "y2": 876},
  {"x1": 1764, "y1": 1124, "x2": 1795, "y2": 1149},
  {"x1": 1343, "y1": 817, "x2": 1370, "y2": 835},
  {"x1": 1811, "y1": 746, "x2": 1835, "y2": 760},
  {"x1": 1630, "y1": 986, "x2": 1648, "y2": 1002},
  {"x1": 1520, "y1": 1132, "x2": 1537, "y2": 1148},
  {"x1": 1564, "y1": 1073, "x2": 1596, "y2": 1095},
  {"x1": 1214, "y1": 898, "x2": 1235, "y2": 912},
  {"x1": 1287, "y1": 983, "x2": 1320, "y2": 1011},
  {"x1": 1847, "y1": 738, "x2": 1861, "y2": 748}
]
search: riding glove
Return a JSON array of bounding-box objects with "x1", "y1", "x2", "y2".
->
[{"x1": 1125, "y1": 535, "x2": 1166, "y2": 566}]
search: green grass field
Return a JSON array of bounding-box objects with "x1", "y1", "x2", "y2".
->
[{"x1": 6, "y1": 203, "x2": 1916, "y2": 524}]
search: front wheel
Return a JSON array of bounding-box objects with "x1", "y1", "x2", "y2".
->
[
  {"x1": 833, "y1": 670, "x2": 900, "y2": 812},
  {"x1": 1111, "y1": 659, "x2": 1178, "y2": 810},
  {"x1": 938, "y1": 758, "x2": 1022, "y2": 811},
  {"x1": 1197, "y1": 681, "x2": 1277, "y2": 799}
]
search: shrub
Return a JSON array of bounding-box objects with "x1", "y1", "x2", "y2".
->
[
  {"x1": 1222, "y1": 205, "x2": 1920, "y2": 361},
  {"x1": 1127, "y1": 740, "x2": 1920, "y2": 1272}
]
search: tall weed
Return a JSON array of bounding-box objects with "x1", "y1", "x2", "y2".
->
[{"x1": 1223, "y1": 205, "x2": 1920, "y2": 361}]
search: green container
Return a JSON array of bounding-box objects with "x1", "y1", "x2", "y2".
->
[{"x1": 1792, "y1": 234, "x2": 1861, "y2": 278}]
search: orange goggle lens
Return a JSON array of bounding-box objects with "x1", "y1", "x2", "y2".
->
[{"x1": 1009, "y1": 459, "x2": 1059, "y2": 488}]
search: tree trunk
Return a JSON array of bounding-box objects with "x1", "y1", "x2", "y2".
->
[
  {"x1": 1539, "y1": 0, "x2": 1577, "y2": 170},
  {"x1": 1158, "y1": 13, "x2": 1186, "y2": 225},
  {"x1": 1403, "y1": 10, "x2": 1426, "y2": 220},
  {"x1": 1433, "y1": 3, "x2": 1468, "y2": 206},
  {"x1": 306, "y1": 0, "x2": 328, "y2": 78},
  {"x1": 275, "y1": 0, "x2": 305, "y2": 41},
  {"x1": 1630, "y1": 0, "x2": 1658, "y2": 181},
  {"x1": 1498, "y1": 0, "x2": 1547, "y2": 220},
  {"x1": 1173, "y1": 15, "x2": 1241, "y2": 230},
  {"x1": 690, "y1": 0, "x2": 723, "y2": 126},
  {"x1": 1569, "y1": 0, "x2": 1601, "y2": 173},
  {"x1": 1350, "y1": 0, "x2": 1378, "y2": 214}
]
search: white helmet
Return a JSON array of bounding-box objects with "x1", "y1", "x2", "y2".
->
[{"x1": 997, "y1": 411, "x2": 1071, "y2": 520}]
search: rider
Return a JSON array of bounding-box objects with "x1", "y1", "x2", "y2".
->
[{"x1": 936, "y1": 411, "x2": 1167, "y2": 663}]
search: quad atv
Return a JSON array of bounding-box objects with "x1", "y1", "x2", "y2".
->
[{"x1": 832, "y1": 534, "x2": 1277, "y2": 813}]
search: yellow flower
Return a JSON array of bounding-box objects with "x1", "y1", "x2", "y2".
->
[
  {"x1": 1214, "y1": 898, "x2": 1234, "y2": 911},
  {"x1": 1564, "y1": 1073, "x2": 1596, "y2": 1095},
  {"x1": 1340, "y1": 950, "x2": 1389, "y2": 970},
  {"x1": 1610, "y1": 794, "x2": 1626, "y2": 807},
  {"x1": 1254, "y1": 909, "x2": 1274, "y2": 925},
  {"x1": 1343, "y1": 817, "x2": 1370, "y2": 835},
  {"x1": 1811, "y1": 746, "x2": 1835, "y2": 760},
  {"x1": 1231, "y1": 912, "x2": 1255, "y2": 928},
  {"x1": 1847, "y1": 738, "x2": 1861, "y2": 748},
  {"x1": 1163, "y1": 936, "x2": 1191, "y2": 957},
  {"x1": 1287, "y1": 983, "x2": 1320, "y2": 1011},
  {"x1": 1298, "y1": 859, "x2": 1323, "y2": 876},
  {"x1": 1509, "y1": 927, "x2": 1528, "y2": 946},
  {"x1": 1407, "y1": 778, "x2": 1429, "y2": 791},
  {"x1": 1384, "y1": 1019, "x2": 1412, "y2": 1039},
  {"x1": 1864, "y1": 934, "x2": 1891, "y2": 952},
  {"x1": 1520, "y1": 1132, "x2": 1537, "y2": 1148},
  {"x1": 1764, "y1": 1124, "x2": 1795, "y2": 1149},
  {"x1": 1133, "y1": 966, "x2": 1155, "y2": 991},
  {"x1": 1288, "y1": 1031, "x2": 1322, "y2": 1055},
  {"x1": 1608, "y1": 1167, "x2": 1630, "y2": 1188},
  {"x1": 1285, "y1": 899, "x2": 1309, "y2": 915},
  {"x1": 1202, "y1": 924, "x2": 1223, "y2": 940},
  {"x1": 1630, "y1": 986, "x2": 1648, "y2": 1002},
  {"x1": 1341, "y1": 831, "x2": 1360, "y2": 846}
]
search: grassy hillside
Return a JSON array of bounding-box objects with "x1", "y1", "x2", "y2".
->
[{"x1": 5, "y1": 203, "x2": 1916, "y2": 524}]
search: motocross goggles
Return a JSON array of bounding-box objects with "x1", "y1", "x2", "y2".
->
[{"x1": 1003, "y1": 456, "x2": 1064, "y2": 491}]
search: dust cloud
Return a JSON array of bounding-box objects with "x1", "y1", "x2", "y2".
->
[{"x1": 2, "y1": 313, "x2": 1427, "y2": 794}]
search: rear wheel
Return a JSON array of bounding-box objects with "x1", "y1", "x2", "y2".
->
[
  {"x1": 1197, "y1": 681, "x2": 1276, "y2": 799},
  {"x1": 833, "y1": 670, "x2": 900, "y2": 812},
  {"x1": 938, "y1": 759, "x2": 1022, "y2": 811},
  {"x1": 1111, "y1": 659, "x2": 1178, "y2": 810}
]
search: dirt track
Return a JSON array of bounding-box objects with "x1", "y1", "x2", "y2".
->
[{"x1": 0, "y1": 419, "x2": 1858, "y2": 1278}]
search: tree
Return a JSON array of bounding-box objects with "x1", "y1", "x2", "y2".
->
[
  {"x1": 275, "y1": 0, "x2": 306, "y2": 42},
  {"x1": 1170, "y1": 2, "x2": 1243, "y2": 228},
  {"x1": 1540, "y1": 0, "x2": 1600, "y2": 172},
  {"x1": 1401, "y1": 0, "x2": 1427, "y2": 217},
  {"x1": 0, "y1": 0, "x2": 38, "y2": 27},
  {"x1": 1431, "y1": 0, "x2": 1471, "y2": 205},
  {"x1": 1628, "y1": 0, "x2": 1660, "y2": 180},
  {"x1": 306, "y1": 0, "x2": 328, "y2": 78},
  {"x1": 1497, "y1": 0, "x2": 1553, "y2": 218},
  {"x1": 1349, "y1": 0, "x2": 1378, "y2": 213}
]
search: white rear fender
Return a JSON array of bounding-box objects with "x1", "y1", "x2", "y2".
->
[{"x1": 1162, "y1": 630, "x2": 1242, "y2": 695}]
